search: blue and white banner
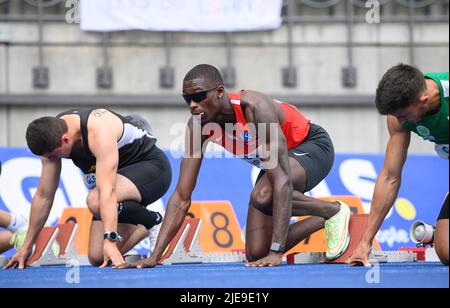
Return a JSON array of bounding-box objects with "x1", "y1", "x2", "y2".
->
[
  {"x1": 0, "y1": 148, "x2": 448, "y2": 257},
  {"x1": 80, "y1": 0, "x2": 283, "y2": 32}
]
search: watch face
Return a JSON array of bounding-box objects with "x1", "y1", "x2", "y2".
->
[
  {"x1": 270, "y1": 243, "x2": 284, "y2": 253},
  {"x1": 109, "y1": 232, "x2": 118, "y2": 240}
]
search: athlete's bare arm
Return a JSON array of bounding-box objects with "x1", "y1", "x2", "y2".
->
[
  {"x1": 120, "y1": 118, "x2": 209, "y2": 269},
  {"x1": 242, "y1": 90, "x2": 293, "y2": 266},
  {"x1": 87, "y1": 109, "x2": 125, "y2": 267},
  {"x1": 347, "y1": 115, "x2": 411, "y2": 266},
  {"x1": 4, "y1": 157, "x2": 61, "y2": 269}
]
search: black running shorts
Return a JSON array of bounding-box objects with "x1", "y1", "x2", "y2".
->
[
  {"x1": 118, "y1": 146, "x2": 172, "y2": 205},
  {"x1": 256, "y1": 123, "x2": 335, "y2": 192}
]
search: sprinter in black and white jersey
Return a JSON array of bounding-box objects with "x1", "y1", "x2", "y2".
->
[{"x1": 5, "y1": 109, "x2": 172, "y2": 269}]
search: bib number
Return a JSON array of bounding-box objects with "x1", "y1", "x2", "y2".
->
[
  {"x1": 435, "y1": 144, "x2": 449, "y2": 160},
  {"x1": 84, "y1": 173, "x2": 97, "y2": 189}
]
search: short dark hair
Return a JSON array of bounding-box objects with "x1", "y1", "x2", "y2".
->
[
  {"x1": 375, "y1": 63, "x2": 427, "y2": 115},
  {"x1": 183, "y1": 64, "x2": 224, "y2": 87},
  {"x1": 26, "y1": 117, "x2": 68, "y2": 156}
]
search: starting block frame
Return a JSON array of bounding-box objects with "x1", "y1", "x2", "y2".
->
[
  {"x1": 287, "y1": 214, "x2": 418, "y2": 265},
  {"x1": 287, "y1": 251, "x2": 417, "y2": 265},
  {"x1": 287, "y1": 252, "x2": 326, "y2": 265},
  {"x1": 27, "y1": 226, "x2": 61, "y2": 267},
  {"x1": 29, "y1": 223, "x2": 90, "y2": 267},
  {"x1": 160, "y1": 219, "x2": 204, "y2": 265},
  {"x1": 202, "y1": 251, "x2": 247, "y2": 264},
  {"x1": 161, "y1": 218, "x2": 247, "y2": 265},
  {"x1": 369, "y1": 251, "x2": 417, "y2": 263}
]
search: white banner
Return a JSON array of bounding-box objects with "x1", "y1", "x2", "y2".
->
[{"x1": 80, "y1": 0, "x2": 283, "y2": 32}]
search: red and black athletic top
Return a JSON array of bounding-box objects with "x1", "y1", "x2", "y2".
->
[{"x1": 208, "y1": 91, "x2": 310, "y2": 168}]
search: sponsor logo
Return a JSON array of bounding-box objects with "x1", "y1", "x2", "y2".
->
[
  {"x1": 241, "y1": 131, "x2": 255, "y2": 143},
  {"x1": 375, "y1": 226, "x2": 410, "y2": 248},
  {"x1": 293, "y1": 152, "x2": 309, "y2": 157},
  {"x1": 416, "y1": 125, "x2": 436, "y2": 141}
]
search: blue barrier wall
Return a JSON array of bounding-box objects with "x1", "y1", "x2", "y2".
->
[{"x1": 0, "y1": 148, "x2": 448, "y2": 257}]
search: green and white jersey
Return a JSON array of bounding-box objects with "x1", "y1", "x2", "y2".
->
[{"x1": 402, "y1": 72, "x2": 449, "y2": 160}]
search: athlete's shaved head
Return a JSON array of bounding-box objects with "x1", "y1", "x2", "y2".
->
[{"x1": 183, "y1": 64, "x2": 224, "y2": 87}]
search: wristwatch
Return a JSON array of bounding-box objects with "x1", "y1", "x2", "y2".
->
[
  {"x1": 270, "y1": 242, "x2": 285, "y2": 253},
  {"x1": 104, "y1": 232, "x2": 122, "y2": 242}
]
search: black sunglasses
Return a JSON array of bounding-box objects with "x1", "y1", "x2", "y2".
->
[{"x1": 182, "y1": 87, "x2": 219, "y2": 104}]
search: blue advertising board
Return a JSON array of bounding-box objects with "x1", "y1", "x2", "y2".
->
[{"x1": 0, "y1": 148, "x2": 448, "y2": 257}]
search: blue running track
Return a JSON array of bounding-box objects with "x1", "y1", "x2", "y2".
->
[{"x1": 0, "y1": 262, "x2": 448, "y2": 288}]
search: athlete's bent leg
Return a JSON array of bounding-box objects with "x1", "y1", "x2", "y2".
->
[
  {"x1": 435, "y1": 219, "x2": 449, "y2": 265},
  {"x1": 88, "y1": 222, "x2": 147, "y2": 266},
  {"x1": 0, "y1": 231, "x2": 13, "y2": 255}
]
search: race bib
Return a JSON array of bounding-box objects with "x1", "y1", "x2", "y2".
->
[
  {"x1": 435, "y1": 144, "x2": 449, "y2": 160},
  {"x1": 83, "y1": 173, "x2": 97, "y2": 189},
  {"x1": 240, "y1": 149, "x2": 266, "y2": 170},
  {"x1": 242, "y1": 156, "x2": 265, "y2": 169}
]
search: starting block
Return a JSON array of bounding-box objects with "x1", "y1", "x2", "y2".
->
[
  {"x1": 160, "y1": 218, "x2": 247, "y2": 265},
  {"x1": 287, "y1": 214, "x2": 417, "y2": 265},
  {"x1": 424, "y1": 247, "x2": 441, "y2": 262},
  {"x1": 287, "y1": 252, "x2": 325, "y2": 265},
  {"x1": 325, "y1": 214, "x2": 417, "y2": 264},
  {"x1": 398, "y1": 247, "x2": 427, "y2": 261},
  {"x1": 286, "y1": 196, "x2": 381, "y2": 256},
  {"x1": 160, "y1": 219, "x2": 204, "y2": 265},
  {"x1": 28, "y1": 223, "x2": 90, "y2": 267},
  {"x1": 55, "y1": 223, "x2": 89, "y2": 265},
  {"x1": 325, "y1": 214, "x2": 371, "y2": 264},
  {"x1": 398, "y1": 247, "x2": 441, "y2": 263},
  {"x1": 287, "y1": 251, "x2": 416, "y2": 265},
  {"x1": 27, "y1": 226, "x2": 60, "y2": 267},
  {"x1": 369, "y1": 251, "x2": 416, "y2": 263},
  {"x1": 202, "y1": 250, "x2": 247, "y2": 264},
  {"x1": 58, "y1": 208, "x2": 93, "y2": 256},
  {"x1": 124, "y1": 254, "x2": 146, "y2": 263}
]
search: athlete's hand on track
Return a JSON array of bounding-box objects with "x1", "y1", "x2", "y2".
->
[
  {"x1": 346, "y1": 241, "x2": 371, "y2": 267},
  {"x1": 114, "y1": 257, "x2": 159, "y2": 269},
  {"x1": 4, "y1": 246, "x2": 33, "y2": 270},
  {"x1": 101, "y1": 241, "x2": 125, "y2": 268},
  {"x1": 245, "y1": 251, "x2": 283, "y2": 267}
]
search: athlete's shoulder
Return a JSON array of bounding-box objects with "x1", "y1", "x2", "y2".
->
[
  {"x1": 56, "y1": 108, "x2": 81, "y2": 118},
  {"x1": 87, "y1": 109, "x2": 122, "y2": 135},
  {"x1": 425, "y1": 72, "x2": 449, "y2": 81},
  {"x1": 240, "y1": 90, "x2": 272, "y2": 108}
]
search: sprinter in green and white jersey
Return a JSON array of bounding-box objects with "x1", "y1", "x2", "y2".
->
[{"x1": 347, "y1": 64, "x2": 449, "y2": 267}]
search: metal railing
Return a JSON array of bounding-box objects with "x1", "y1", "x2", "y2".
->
[
  {"x1": 0, "y1": 0, "x2": 448, "y2": 98},
  {"x1": 0, "y1": 0, "x2": 448, "y2": 21}
]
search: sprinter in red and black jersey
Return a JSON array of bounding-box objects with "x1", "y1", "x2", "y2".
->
[{"x1": 122, "y1": 64, "x2": 352, "y2": 268}]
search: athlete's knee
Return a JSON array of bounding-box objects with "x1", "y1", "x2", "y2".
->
[
  {"x1": 86, "y1": 191, "x2": 100, "y2": 217},
  {"x1": 435, "y1": 241, "x2": 449, "y2": 265},
  {"x1": 88, "y1": 253, "x2": 104, "y2": 267},
  {"x1": 245, "y1": 243, "x2": 269, "y2": 262},
  {"x1": 435, "y1": 221, "x2": 449, "y2": 266},
  {"x1": 250, "y1": 187, "x2": 273, "y2": 212}
]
